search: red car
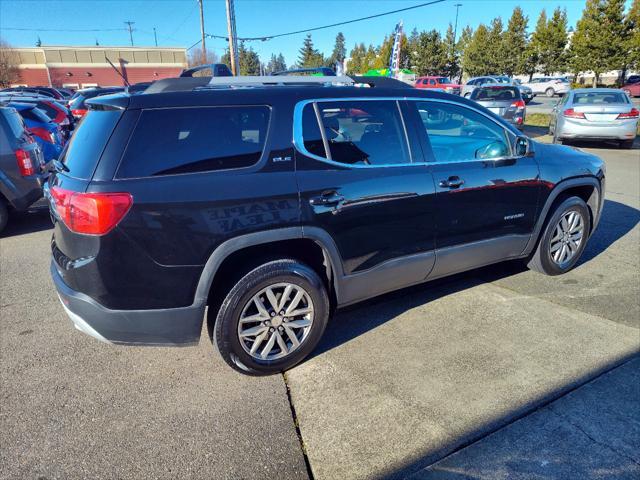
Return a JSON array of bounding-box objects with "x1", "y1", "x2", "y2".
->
[
  {"x1": 622, "y1": 75, "x2": 640, "y2": 98},
  {"x1": 415, "y1": 76, "x2": 462, "y2": 95}
]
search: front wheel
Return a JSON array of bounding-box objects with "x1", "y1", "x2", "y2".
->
[
  {"x1": 527, "y1": 197, "x2": 591, "y2": 275},
  {"x1": 545, "y1": 88, "x2": 555, "y2": 97},
  {"x1": 212, "y1": 259, "x2": 330, "y2": 375}
]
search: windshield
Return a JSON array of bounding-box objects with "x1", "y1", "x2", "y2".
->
[
  {"x1": 471, "y1": 86, "x2": 520, "y2": 101},
  {"x1": 573, "y1": 92, "x2": 628, "y2": 105}
]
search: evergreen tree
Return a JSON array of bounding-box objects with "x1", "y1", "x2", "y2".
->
[
  {"x1": 297, "y1": 34, "x2": 324, "y2": 68},
  {"x1": 266, "y1": 53, "x2": 287, "y2": 73},
  {"x1": 329, "y1": 32, "x2": 346, "y2": 68},
  {"x1": 526, "y1": 9, "x2": 548, "y2": 78},
  {"x1": 413, "y1": 30, "x2": 448, "y2": 76},
  {"x1": 363, "y1": 44, "x2": 378, "y2": 72},
  {"x1": 539, "y1": 7, "x2": 568, "y2": 74},
  {"x1": 456, "y1": 26, "x2": 473, "y2": 81},
  {"x1": 627, "y1": 0, "x2": 640, "y2": 71},
  {"x1": 486, "y1": 17, "x2": 505, "y2": 74},
  {"x1": 462, "y1": 24, "x2": 492, "y2": 76},
  {"x1": 443, "y1": 23, "x2": 460, "y2": 80},
  {"x1": 502, "y1": 7, "x2": 529, "y2": 76},
  {"x1": 221, "y1": 43, "x2": 261, "y2": 75},
  {"x1": 347, "y1": 43, "x2": 367, "y2": 74},
  {"x1": 570, "y1": 0, "x2": 627, "y2": 86}
]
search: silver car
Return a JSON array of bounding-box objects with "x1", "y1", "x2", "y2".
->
[
  {"x1": 550, "y1": 88, "x2": 638, "y2": 148},
  {"x1": 463, "y1": 76, "x2": 533, "y2": 103}
]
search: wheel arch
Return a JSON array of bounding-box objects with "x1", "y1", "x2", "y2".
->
[
  {"x1": 193, "y1": 226, "x2": 345, "y2": 311},
  {"x1": 524, "y1": 176, "x2": 602, "y2": 256}
]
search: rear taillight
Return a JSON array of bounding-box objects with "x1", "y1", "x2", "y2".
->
[
  {"x1": 563, "y1": 108, "x2": 586, "y2": 119},
  {"x1": 15, "y1": 149, "x2": 35, "y2": 176},
  {"x1": 71, "y1": 108, "x2": 87, "y2": 118},
  {"x1": 511, "y1": 100, "x2": 526, "y2": 109},
  {"x1": 617, "y1": 108, "x2": 639, "y2": 119},
  {"x1": 50, "y1": 187, "x2": 133, "y2": 235},
  {"x1": 29, "y1": 127, "x2": 55, "y2": 143}
]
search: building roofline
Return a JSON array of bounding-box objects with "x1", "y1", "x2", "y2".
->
[{"x1": 7, "y1": 46, "x2": 187, "y2": 52}]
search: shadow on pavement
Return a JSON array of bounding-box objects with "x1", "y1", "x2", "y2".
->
[
  {"x1": 0, "y1": 207, "x2": 52, "y2": 238},
  {"x1": 314, "y1": 199, "x2": 638, "y2": 360},
  {"x1": 387, "y1": 355, "x2": 640, "y2": 480}
]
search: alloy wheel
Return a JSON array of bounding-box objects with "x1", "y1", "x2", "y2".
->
[
  {"x1": 549, "y1": 210, "x2": 584, "y2": 267},
  {"x1": 237, "y1": 283, "x2": 314, "y2": 361}
]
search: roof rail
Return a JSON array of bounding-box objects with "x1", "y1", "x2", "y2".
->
[
  {"x1": 205, "y1": 75, "x2": 354, "y2": 87},
  {"x1": 350, "y1": 76, "x2": 412, "y2": 89}
]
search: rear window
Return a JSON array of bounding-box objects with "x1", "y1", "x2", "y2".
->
[
  {"x1": 2, "y1": 109, "x2": 27, "y2": 139},
  {"x1": 573, "y1": 92, "x2": 628, "y2": 104},
  {"x1": 35, "y1": 102, "x2": 59, "y2": 119},
  {"x1": 117, "y1": 106, "x2": 270, "y2": 178},
  {"x1": 471, "y1": 87, "x2": 521, "y2": 101},
  {"x1": 61, "y1": 110, "x2": 122, "y2": 179}
]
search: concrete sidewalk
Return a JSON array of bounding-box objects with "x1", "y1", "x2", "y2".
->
[{"x1": 410, "y1": 357, "x2": 640, "y2": 479}]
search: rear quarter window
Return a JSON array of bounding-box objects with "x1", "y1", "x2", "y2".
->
[
  {"x1": 61, "y1": 110, "x2": 122, "y2": 179},
  {"x1": 2, "y1": 109, "x2": 27, "y2": 139},
  {"x1": 116, "y1": 106, "x2": 270, "y2": 178}
]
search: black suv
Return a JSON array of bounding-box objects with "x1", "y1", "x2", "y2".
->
[
  {"x1": 0, "y1": 107, "x2": 47, "y2": 233},
  {"x1": 47, "y1": 75, "x2": 605, "y2": 375}
]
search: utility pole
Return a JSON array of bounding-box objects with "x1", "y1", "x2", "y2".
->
[
  {"x1": 124, "y1": 21, "x2": 135, "y2": 46},
  {"x1": 153, "y1": 27, "x2": 158, "y2": 47},
  {"x1": 225, "y1": 0, "x2": 239, "y2": 75},
  {"x1": 198, "y1": 0, "x2": 207, "y2": 64}
]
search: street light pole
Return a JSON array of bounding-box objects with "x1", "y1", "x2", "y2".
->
[
  {"x1": 198, "y1": 0, "x2": 207, "y2": 64},
  {"x1": 453, "y1": 3, "x2": 462, "y2": 45},
  {"x1": 153, "y1": 27, "x2": 158, "y2": 47}
]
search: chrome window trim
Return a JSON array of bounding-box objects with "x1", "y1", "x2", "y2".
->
[
  {"x1": 293, "y1": 96, "x2": 525, "y2": 169},
  {"x1": 293, "y1": 97, "x2": 419, "y2": 169}
]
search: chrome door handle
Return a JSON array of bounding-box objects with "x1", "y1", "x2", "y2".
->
[
  {"x1": 309, "y1": 191, "x2": 345, "y2": 206},
  {"x1": 439, "y1": 177, "x2": 464, "y2": 189}
]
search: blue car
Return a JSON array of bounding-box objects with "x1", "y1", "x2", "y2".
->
[{"x1": 9, "y1": 102, "x2": 64, "y2": 162}]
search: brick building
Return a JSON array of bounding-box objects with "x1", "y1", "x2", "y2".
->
[{"x1": 7, "y1": 46, "x2": 187, "y2": 89}]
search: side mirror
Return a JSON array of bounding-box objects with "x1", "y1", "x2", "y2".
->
[
  {"x1": 514, "y1": 136, "x2": 530, "y2": 157},
  {"x1": 475, "y1": 140, "x2": 509, "y2": 160}
]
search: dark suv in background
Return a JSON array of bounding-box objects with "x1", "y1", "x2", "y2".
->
[
  {"x1": 0, "y1": 107, "x2": 47, "y2": 233},
  {"x1": 47, "y1": 75, "x2": 605, "y2": 375}
]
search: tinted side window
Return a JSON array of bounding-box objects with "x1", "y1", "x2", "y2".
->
[
  {"x1": 313, "y1": 101, "x2": 410, "y2": 166},
  {"x1": 415, "y1": 101, "x2": 510, "y2": 163},
  {"x1": 117, "y1": 106, "x2": 270, "y2": 178},
  {"x1": 301, "y1": 104, "x2": 326, "y2": 158}
]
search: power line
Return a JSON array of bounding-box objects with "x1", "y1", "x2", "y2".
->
[
  {"x1": 205, "y1": 0, "x2": 447, "y2": 42},
  {"x1": 3, "y1": 27, "x2": 126, "y2": 32}
]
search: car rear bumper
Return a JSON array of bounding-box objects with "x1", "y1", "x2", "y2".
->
[
  {"x1": 559, "y1": 119, "x2": 638, "y2": 140},
  {"x1": 51, "y1": 261, "x2": 204, "y2": 346}
]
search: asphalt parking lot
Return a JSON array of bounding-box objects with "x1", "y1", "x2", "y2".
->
[{"x1": 1, "y1": 135, "x2": 638, "y2": 480}]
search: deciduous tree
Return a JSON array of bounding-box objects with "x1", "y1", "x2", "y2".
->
[{"x1": 0, "y1": 39, "x2": 20, "y2": 88}]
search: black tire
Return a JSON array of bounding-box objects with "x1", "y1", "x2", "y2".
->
[
  {"x1": 545, "y1": 87, "x2": 555, "y2": 97},
  {"x1": 0, "y1": 199, "x2": 8, "y2": 234},
  {"x1": 212, "y1": 259, "x2": 330, "y2": 375},
  {"x1": 527, "y1": 196, "x2": 591, "y2": 276},
  {"x1": 619, "y1": 139, "x2": 635, "y2": 149}
]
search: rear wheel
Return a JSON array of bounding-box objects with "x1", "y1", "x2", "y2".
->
[
  {"x1": 0, "y1": 200, "x2": 8, "y2": 234},
  {"x1": 619, "y1": 139, "x2": 635, "y2": 149},
  {"x1": 545, "y1": 87, "x2": 555, "y2": 97},
  {"x1": 527, "y1": 197, "x2": 591, "y2": 275},
  {"x1": 212, "y1": 259, "x2": 330, "y2": 375}
]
